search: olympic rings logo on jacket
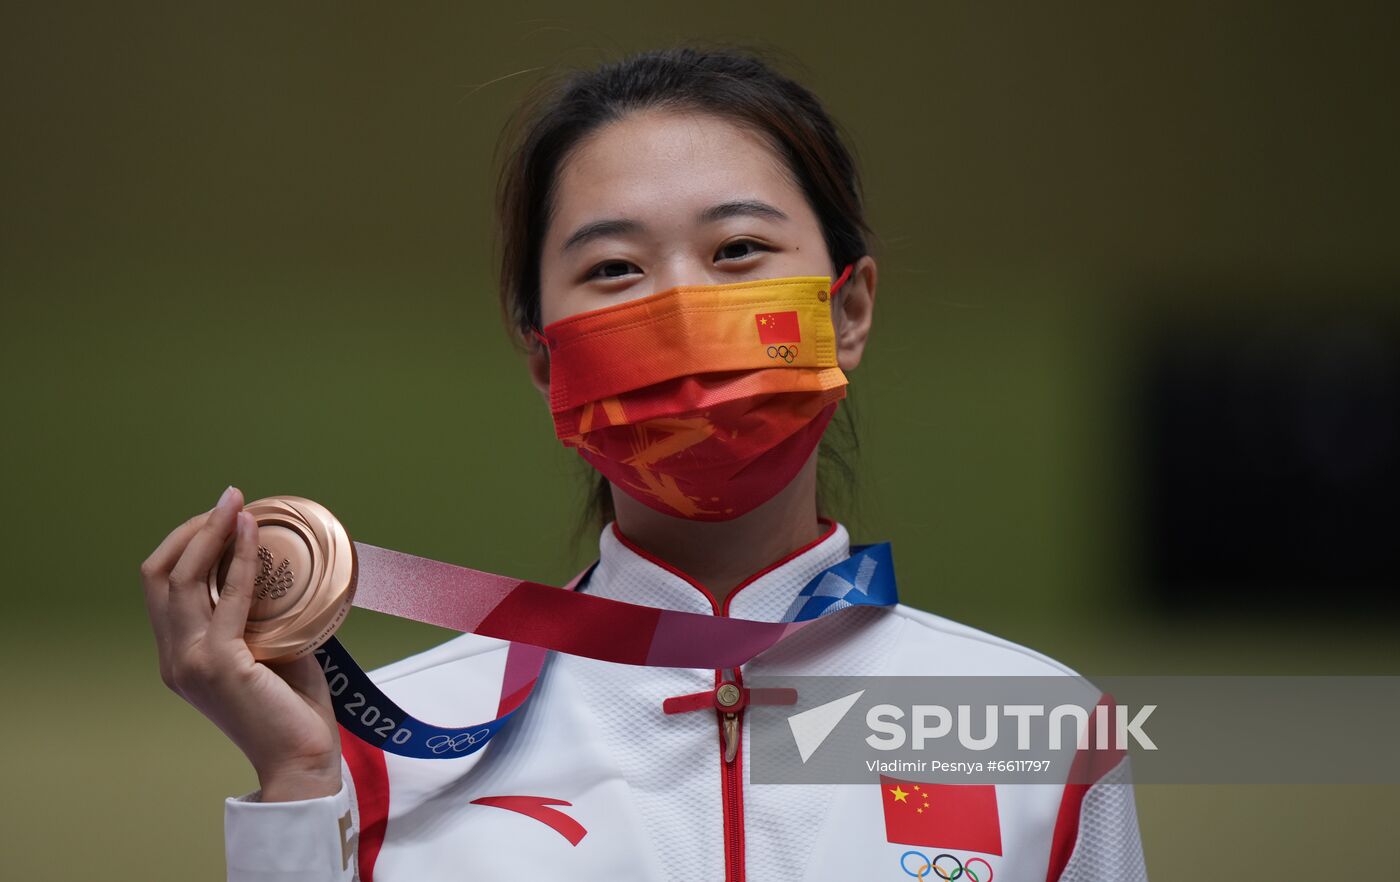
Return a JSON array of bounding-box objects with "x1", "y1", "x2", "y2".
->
[{"x1": 899, "y1": 850, "x2": 994, "y2": 881}]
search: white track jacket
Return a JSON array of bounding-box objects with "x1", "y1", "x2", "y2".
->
[{"x1": 224, "y1": 518, "x2": 1149, "y2": 881}]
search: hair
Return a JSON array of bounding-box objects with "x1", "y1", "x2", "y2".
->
[{"x1": 492, "y1": 43, "x2": 876, "y2": 553}]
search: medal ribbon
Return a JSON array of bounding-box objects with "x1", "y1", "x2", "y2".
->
[{"x1": 318, "y1": 540, "x2": 897, "y2": 759}]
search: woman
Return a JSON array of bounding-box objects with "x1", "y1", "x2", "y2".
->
[{"x1": 141, "y1": 46, "x2": 1147, "y2": 881}]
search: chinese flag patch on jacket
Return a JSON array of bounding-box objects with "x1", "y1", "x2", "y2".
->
[{"x1": 879, "y1": 775, "x2": 1002, "y2": 855}]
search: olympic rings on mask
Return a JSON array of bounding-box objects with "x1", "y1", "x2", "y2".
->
[
  {"x1": 765, "y1": 344, "x2": 799, "y2": 363},
  {"x1": 898, "y1": 851, "x2": 992, "y2": 882}
]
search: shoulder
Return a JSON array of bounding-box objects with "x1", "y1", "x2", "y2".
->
[{"x1": 885, "y1": 602, "x2": 1088, "y2": 679}]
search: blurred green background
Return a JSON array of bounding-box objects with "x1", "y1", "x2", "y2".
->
[{"x1": 3, "y1": 3, "x2": 1397, "y2": 878}]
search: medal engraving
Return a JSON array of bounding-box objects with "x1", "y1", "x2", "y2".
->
[{"x1": 254, "y1": 545, "x2": 295, "y2": 600}]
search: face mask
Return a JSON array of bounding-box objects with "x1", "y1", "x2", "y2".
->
[{"x1": 531, "y1": 265, "x2": 855, "y2": 521}]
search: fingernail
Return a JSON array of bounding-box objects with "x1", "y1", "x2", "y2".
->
[{"x1": 218, "y1": 485, "x2": 237, "y2": 508}]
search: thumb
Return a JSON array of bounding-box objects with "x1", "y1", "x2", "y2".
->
[{"x1": 208, "y1": 510, "x2": 260, "y2": 645}]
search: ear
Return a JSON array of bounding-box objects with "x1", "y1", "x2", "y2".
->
[
  {"x1": 832, "y1": 255, "x2": 877, "y2": 372},
  {"x1": 523, "y1": 329, "x2": 551, "y2": 402}
]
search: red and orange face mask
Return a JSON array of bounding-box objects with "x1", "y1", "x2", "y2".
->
[{"x1": 531, "y1": 266, "x2": 854, "y2": 521}]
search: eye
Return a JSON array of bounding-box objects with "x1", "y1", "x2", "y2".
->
[
  {"x1": 586, "y1": 259, "x2": 641, "y2": 280},
  {"x1": 715, "y1": 239, "x2": 770, "y2": 262}
]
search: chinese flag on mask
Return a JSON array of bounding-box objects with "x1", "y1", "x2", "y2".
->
[
  {"x1": 879, "y1": 775, "x2": 1002, "y2": 855},
  {"x1": 754, "y1": 310, "x2": 801, "y2": 344}
]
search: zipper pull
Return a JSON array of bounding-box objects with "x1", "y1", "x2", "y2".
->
[
  {"x1": 716, "y1": 682, "x2": 743, "y2": 763},
  {"x1": 721, "y1": 711, "x2": 739, "y2": 763}
]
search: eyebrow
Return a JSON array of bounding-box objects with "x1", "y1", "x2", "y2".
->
[{"x1": 560, "y1": 200, "x2": 790, "y2": 252}]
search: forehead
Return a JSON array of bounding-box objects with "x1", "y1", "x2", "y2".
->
[{"x1": 546, "y1": 110, "x2": 804, "y2": 240}]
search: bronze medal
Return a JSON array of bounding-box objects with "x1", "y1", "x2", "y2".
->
[{"x1": 207, "y1": 495, "x2": 357, "y2": 664}]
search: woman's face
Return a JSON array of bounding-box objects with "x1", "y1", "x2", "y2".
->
[{"x1": 527, "y1": 108, "x2": 875, "y2": 395}]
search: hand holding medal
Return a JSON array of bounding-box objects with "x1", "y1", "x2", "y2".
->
[{"x1": 139, "y1": 486, "x2": 344, "y2": 802}]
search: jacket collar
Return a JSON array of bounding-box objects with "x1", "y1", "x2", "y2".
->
[{"x1": 581, "y1": 517, "x2": 852, "y2": 622}]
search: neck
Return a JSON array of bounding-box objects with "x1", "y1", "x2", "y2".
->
[{"x1": 609, "y1": 449, "x2": 825, "y2": 608}]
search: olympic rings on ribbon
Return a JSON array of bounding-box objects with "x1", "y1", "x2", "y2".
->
[
  {"x1": 765, "y1": 344, "x2": 798, "y2": 363},
  {"x1": 424, "y1": 729, "x2": 493, "y2": 754},
  {"x1": 898, "y1": 850, "x2": 993, "y2": 882}
]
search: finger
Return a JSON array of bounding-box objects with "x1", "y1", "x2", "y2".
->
[
  {"x1": 208, "y1": 510, "x2": 260, "y2": 644},
  {"x1": 273, "y1": 653, "x2": 332, "y2": 704},
  {"x1": 139, "y1": 508, "x2": 215, "y2": 661},
  {"x1": 167, "y1": 486, "x2": 244, "y2": 645},
  {"x1": 270, "y1": 654, "x2": 338, "y2": 725},
  {"x1": 141, "y1": 507, "x2": 216, "y2": 586}
]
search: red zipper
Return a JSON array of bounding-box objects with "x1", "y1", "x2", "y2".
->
[{"x1": 718, "y1": 668, "x2": 746, "y2": 882}]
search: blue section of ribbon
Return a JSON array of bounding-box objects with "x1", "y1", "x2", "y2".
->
[
  {"x1": 783, "y1": 541, "x2": 896, "y2": 622},
  {"x1": 317, "y1": 636, "x2": 517, "y2": 759},
  {"x1": 322, "y1": 541, "x2": 897, "y2": 759}
]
